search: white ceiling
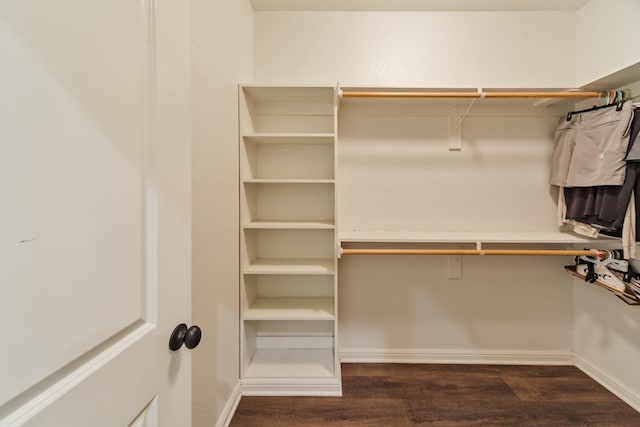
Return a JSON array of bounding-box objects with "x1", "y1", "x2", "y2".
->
[{"x1": 250, "y1": 0, "x2": 591, "y2": 12}]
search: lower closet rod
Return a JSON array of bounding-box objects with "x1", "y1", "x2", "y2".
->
[{"x1": 341, "y1": 248, "x2": 603, "y2": 257}]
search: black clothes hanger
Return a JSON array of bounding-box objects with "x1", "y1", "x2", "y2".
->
[{"x1": 566, "y1": 100, "x2": 626, "y2": 121}]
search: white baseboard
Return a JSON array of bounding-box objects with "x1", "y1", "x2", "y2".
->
[
  {"x1": 241, "y1": 378, "x2": 342, "y2": 397},
  {"x1": 339, "y1": 348, "x2": 575, "y2": 365},
  {"x1": 216, "y1": 382, "x2": 242, "y2": 427},
  {"x1": 575, "y1": 356, "x2": 640, "y2": 412}
]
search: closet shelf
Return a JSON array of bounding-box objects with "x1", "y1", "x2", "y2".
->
[
  {"x1": 243, "y1": 179, "x2": 335, "y2": 184},
  {"x1": 244, "y1": 297, "x2": 335, "y2": 320},
  {"x1": 338, "y1": 86, "x2": 602, "y2": 107},
  {"x1": 338, "y1": 230, "x2": 595, "y2": 245},
  {"x1": 243, "y1": 133, "x2": 335, "y2": 142},
  {"x1": 244, "y1": 220, "x2": 335, "y2": 229},
  {"x1": 241, "y1": 85, "x2": 336, "y2": 103},
  {"x1": 340, "y1": 87, "x2": 603, "y2": 107},
  {"x1": 244, "y1": 258, "x2": 335, "y2": 275}
]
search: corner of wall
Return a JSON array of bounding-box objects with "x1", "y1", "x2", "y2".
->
[
  {"x1": 214, "y1": 382, "x2": 243, "y2": 427},
  {"x1": 191, "y1": 0, "x2": 254, "y2": 426}
]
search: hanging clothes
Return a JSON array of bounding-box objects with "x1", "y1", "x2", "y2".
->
[
  {"x1": 551, "y1": 103, "x2": 637, "y2": 258},
  {"x1": 550, "y1": 102, "x2": 633, "y2": 187},
  {"x1": 625, "y1": 108, "x2": 640, "y2": 255}
]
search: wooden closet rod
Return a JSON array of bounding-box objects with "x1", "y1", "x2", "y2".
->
[
  {"x1": 341, "y1": 248, "x2": 604, "y2": 257},
  {"x1": 340, "y1": 91, "x2": 603, "y2": 99}
]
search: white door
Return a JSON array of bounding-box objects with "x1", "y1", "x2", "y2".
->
[{"x1": 0, "y1": 1, "x2": 192, "y2": 426}]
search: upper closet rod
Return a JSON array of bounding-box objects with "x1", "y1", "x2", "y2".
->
[
  {"x1": 340, "y1": 90, "x2": 604, "y2": 99},
  {"x1": 341, "y1": 248, "x2": 604, "y2": 257}
]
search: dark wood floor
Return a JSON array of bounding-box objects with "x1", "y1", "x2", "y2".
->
[{"x1": 230, "y1": 363, "x2": 640, "y2": 426}]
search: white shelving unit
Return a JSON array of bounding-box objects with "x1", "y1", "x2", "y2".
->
[{"x1": 239, "y1": 85, "x2": 341, "y2": 396}]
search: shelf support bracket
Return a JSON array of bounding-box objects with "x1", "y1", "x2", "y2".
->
[
  {"x1": 449, "y1": 89, "x2": 481, "y2": 151},
  {"x1": 449, "y1": 105, "x2": 463, "y2": 151}
]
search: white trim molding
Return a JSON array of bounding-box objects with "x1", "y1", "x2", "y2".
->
[
  {"x1": 241, "y1": 377, "x2": 342, "y2": 397},
  {"x1": 216, "y1": 382, "x2": 242, "y2": 427},
  {"x1": 339, "y1": 348, "x2": 575, "y2": 365}
]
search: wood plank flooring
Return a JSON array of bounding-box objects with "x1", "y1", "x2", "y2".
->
[{"x1": 230, "y1": 364, "x2": 640, "y2": 426}]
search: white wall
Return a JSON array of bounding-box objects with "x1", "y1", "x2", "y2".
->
[
  {"x1": 337, "y1": 101, "x2": 564, "y2": 232},
  {"x1": 576, "y1": 0, "x2": 640, "y2": 86},
  {"x1": 340, "y1": 254, "x2": 575, "y2": 360},
  {"x1": 255, "y1": 11, "x2": 576, "y2": 87},
  {"x1": 336, "y1": 98, "x2": 576, "y2": 360},
  {"x1": 191, "y1": 1, "x2": 253, "y2": 425}
]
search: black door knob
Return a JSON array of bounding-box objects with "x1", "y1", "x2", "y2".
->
[
  {"x1": 184, "y1": 325, "x2": 202, "y2": 349},
  {"x1": 169, "y1": 323, "x2": 202, "y2": 351}
]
